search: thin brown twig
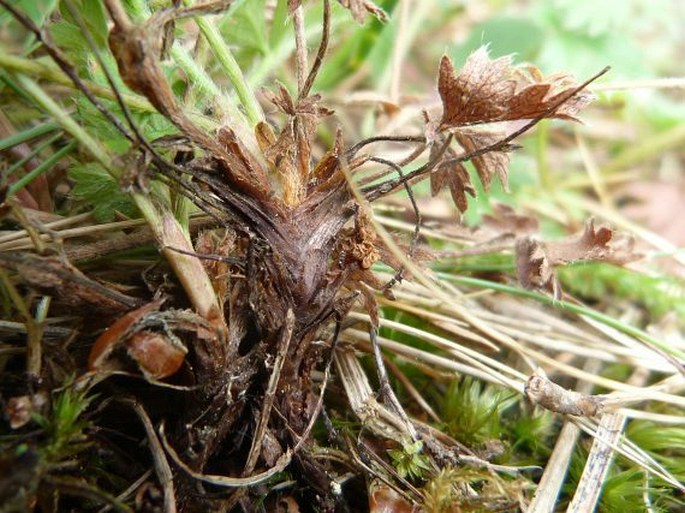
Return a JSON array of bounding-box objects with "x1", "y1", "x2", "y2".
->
[
  {"x1": 345, "y1": 134, "x2": 426, "y2": 159},
  {"x1": 366, "y1": 157, "x2": 421, "y2": 291},
  {"x1": 298, "y1": 0, "x2": 330, "y2": 100}
]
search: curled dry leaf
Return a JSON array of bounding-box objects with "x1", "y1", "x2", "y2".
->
[
  {"x1": 337, "y1": 0, "x2": 388, "y2": 23},
  {"x1": 438, "y1": 47, "x2": 595, "y2": 130},
  {"x1": 454, "y1": 129, "x2": 511, "y2": 192},
  {"x1": 369, "y1": 479, "x2": 416, "y2": 513},
  {"x1": 429, "y1": 139, "x2": 475, "y2": 213},
  {"x1": 126, "y1": 330, "x2": 186, "y2": 380},
  {"x1": 429, "y1": 47, "x2": 596, "y2": 210},
  {"x1": 516, "y1": 219, "x2": 639, "y2": 296}
]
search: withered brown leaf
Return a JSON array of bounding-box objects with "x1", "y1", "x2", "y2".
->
[
  {"x1": 429, "y1": 142, "x2": 475, "y2": 213},
  {"x1": 454, "y1": 128, "x2": 511, "y2": 192},
  {"x1": 516, "y1": 219, "x2": 638, "y2": 297},
  {"x1": 438, "y1": 47, "x2": 596, "y2": 130},
  {"x1": 263, "y1": 84, "x2": 333, "y2": 205},
  {"x1": 482, "y1": 203, "x2": 539, "y2": 236}
]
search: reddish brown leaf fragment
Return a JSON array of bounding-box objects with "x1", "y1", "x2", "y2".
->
[
  {"x1": 437, "y1": 47, "x2": 596, "y2": 130},
  {"x1": 309, "y1": 127, "x2": 344, "y2": 188},
  {"x1": 438, "y1": 50, "x2": 515, "y2": 128},
  {"x1": 217, "y1": 127, "x2": 271, "y2": 193},
  {"x1": 369, "y1": 480, "x2": 415, "y2": 513},
  {"x1": 88, "y1": 298, "x2": 166, "y2": 371}
]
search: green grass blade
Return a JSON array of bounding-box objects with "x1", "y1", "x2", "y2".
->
[
  {"x1": 0, "y1": 121, "x2": 60, "y2": 151},
  {"x1": 8, "y1": 139, "x2": 76, "y2": 197}
]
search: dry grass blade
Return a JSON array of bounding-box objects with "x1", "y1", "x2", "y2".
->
[{"x1": 567, "y1": 412, "x2": 629, "y2": 513}]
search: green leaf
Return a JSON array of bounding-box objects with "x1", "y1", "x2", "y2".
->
[
  {"x1": 316, "y1": 13, "x2": 387, "y2": 90},
  {"x1": 0, "y1": 0, "x2": 60, "y2": 31},
  {"x1": 74, "y1": 97, "x2": 130, "y2": 154},
  {"x1": 60, "y1": 0, "x2": 109, "y2": 48},
  {"x1": 219, "y1": 0, "x2": 269, "y2": 58},
  {"x1": 269, "y1": 0, "x2": 290, "y2": 49},
  {"x1": 69, "y1": 162, "x2": 137, "y2": 222},
  {"x1": 389, "y1": 440, "x2": 431, "y2": 479}
]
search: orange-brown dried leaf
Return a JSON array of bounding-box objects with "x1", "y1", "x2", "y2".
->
[
  {"x1": 217, "y1": 127, "x2": 270, "y2": 192},
  {"x1": 369, "y1": 480, "x2": 416, "y2": 513},
  {"x1": 310, "y1": 127, "x2": 344, "y2": 187},
  {"x1": 438, "y1": 47, "x2": 595, "y2": 130},
  {"x1": 88, "y1": 298, "x2": 166, "y2": 371}
]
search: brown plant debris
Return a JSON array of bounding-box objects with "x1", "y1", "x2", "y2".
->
[
  {"x1": 438, "y1": 48, "x2": 595, "y2": 129},
  {"x1": 289, "y1": 0, "x2": 387, "y2": 22},
  {"x1": 428, "y1": 47, "x2": 598, "y2": 212},
  {"x1": 516, "y1": 219, "x2": 638, "y2": 296},
  {"x1": 0, "y1": 1, "x2": 611, "y2": 510},
  {"x1": 525, "y1": 371, "x2": 605, "y2": 417}
]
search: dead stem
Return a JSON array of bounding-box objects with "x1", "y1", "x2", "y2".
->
[
  {"x1": 123, "y1": 398, "x2": 177, "y2": 513},
  {"x1": 298, "y1": 0, "x2": 331, "y2": 101},
  {"x1": 293, "y1": 4, "x2": 308, "y2": 94}
]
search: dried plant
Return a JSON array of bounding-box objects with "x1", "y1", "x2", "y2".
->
[{"x1": 1, "y1": 1, "x2": 682, "y2": 512}]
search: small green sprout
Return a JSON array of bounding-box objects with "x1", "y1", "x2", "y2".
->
[{"x1": 389, "y1": 440, "x2": 432, "y2": 480}]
